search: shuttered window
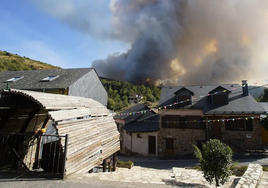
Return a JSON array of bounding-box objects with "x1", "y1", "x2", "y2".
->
[{"x1": 225, "y1": 118, "x2": 253, "y2": 131}]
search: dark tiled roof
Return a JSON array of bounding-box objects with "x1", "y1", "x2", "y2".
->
[
  {"x1": 259, "y1": 102, "x2": 268, "y2": 112},
  {"x1": 0, "y1": 68, "x2": 93, "y2": 90},
  {"x1": 123, "y1": 114, "x2": 159, "y2": 133},
  {"x1": 159, "y1": 84, "x2": 266, "y2": 115},
  {"x1": 114, "y1": 104, "x2": 156, "y2": 124}
]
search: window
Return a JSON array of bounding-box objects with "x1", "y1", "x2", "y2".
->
[
  {"x1": 246, "y1": 119, "x2": 253, "y2": 131},
  {"x1": 137, "y1": 133, "x2": 142, "y2": 138},
  {"x1": 5, "y1": 76, "x2": 24, "y2": 82},
  {"x1": 161, "y1": 115, "x2": 205, "y2": 129},
  {"x1": 40, "y1": 75, "x2": 59, "y2": 82},
  {"x1": 225, "y1": 118, "x2": 253, "y2": 131},
  {"x1": 162, "y1": 115, "x2": 181, "y2": 128},
  {"x1": 212, "y1": 94, "x2": 228, "y2": 105}
]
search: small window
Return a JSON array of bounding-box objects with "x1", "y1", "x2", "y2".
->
[
  {"x1": 40, "y1": 75, "x2": 59, "y2": 82},
  {"x1": 137, "y1": 133, "x2": 142, "y2": 138},
  {"x1": 5, "y1": 76, "x2": 24, "y2": 82},
  {"x1": 212, "y1": 94, "x2": 228, "y2": 105}
]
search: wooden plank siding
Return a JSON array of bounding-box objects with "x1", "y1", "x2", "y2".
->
[{"x1": 0, "y1": 89, "x2": 120, "y2": 176}]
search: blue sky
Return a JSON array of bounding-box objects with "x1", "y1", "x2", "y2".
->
[{"x1": 0, "y1": 0, "x2": 128, "y2": 68}]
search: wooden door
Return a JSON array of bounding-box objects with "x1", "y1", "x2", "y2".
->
[
  {"x1": 148, "y1": 136, "x2": 156, "y2": 154},
  {"x1": 211, "y1": 121, "x2": 221, "y2": 139},
  {"x1": 165, "y1": 139, "x2": 174, "y2": 156},
  {"x1": 261, "y1": 127, "x2": 268, "y2": 144}
]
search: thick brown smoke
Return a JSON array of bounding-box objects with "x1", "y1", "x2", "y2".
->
[
  {"x1": 32, "y1": 0, "x2": 268, "y2": 85},
  {"x1": 92, "y1": 0, "x2": 268, "y2": 85}
]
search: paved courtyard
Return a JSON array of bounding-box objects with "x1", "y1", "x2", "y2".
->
[{"x1": 68, "y1": 166, "x2": 238, "y2": 188}]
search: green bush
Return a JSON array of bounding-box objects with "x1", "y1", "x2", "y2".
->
[
  {"x1": 116, "y1": 160, "x2": 133, "y2": 165},
  {"x1": 194, "y1": 139, "x2": 233, "y2": 187}
]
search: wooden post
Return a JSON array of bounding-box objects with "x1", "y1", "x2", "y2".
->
[
  {"x1": 112, "y1": 153, "x2": 116, "y2": 172},
  {"x1": 108, "y1": 161, "x2": 111, "y2": 172},
  {"x1": 103, "y1": 158, "x2": 107, "y2": 172},
  {"x1": 33, "y1": 134, "x2": 42, "y2": 169},
  {"x1": 60, "y1": 134, "x2": 68, "y2": 179}
]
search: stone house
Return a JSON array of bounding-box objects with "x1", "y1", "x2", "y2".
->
[
  {"x1": 158, "y1": 80, "x2": 266, "y2": 156},
  {"x1": 113, "y1": 104, "x2": 158, "y2": 156},
  {"x1": 128, "y1": 93, "x2": 143, "y2": 104},
  {"x1": 0, "y1": 68, "x2": 107, "y2": 106},
  {"x1": 259, "y1": 102, "x2": 268, "y2": 145}
]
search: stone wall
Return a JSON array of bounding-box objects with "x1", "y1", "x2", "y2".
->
[
  {"x1": 235, "y1": 163, "x2": 263, "y2": 188},
  {"x1": 158, "y1": 128, "x2": 206, "y2": 155},
  {"x1": 218, "y1": 118, "x2": 262, "y2": 151}
]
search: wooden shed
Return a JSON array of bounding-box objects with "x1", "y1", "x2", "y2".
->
[{"x1": 0, "y1": 89, "x2": 120, "y2": 177}]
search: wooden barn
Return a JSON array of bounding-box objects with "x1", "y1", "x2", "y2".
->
[{"x1": 0, "y1": 89, "x2": 120, "y2": 178}]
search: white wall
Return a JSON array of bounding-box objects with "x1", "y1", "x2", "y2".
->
[{"x1": 122, "y1": 130, "x2": 158, "y2": 156}]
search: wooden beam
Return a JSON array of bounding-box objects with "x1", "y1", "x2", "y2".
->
[
  {"x1": 103, "y1": 158, "x2": 107, "y2": 172},
  {"x1": 20, "y1": 108, "x2": 40, "y2": 133},
  {"x1": 112, "y1": 153, "x2": 116, "y2": 172}
]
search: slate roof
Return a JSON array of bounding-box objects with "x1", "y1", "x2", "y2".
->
[
  {"x1": 159, "y1": 84, "x2": 266, "y2": 115},
  {"x1": 114, "y1": 104, "x2": 156, "y2": 124},
  {"x1": 123, "y1": 114, "x2": 159, "y2": 133},
  {"x1": 0, "y1": 68, "x2": 94, "y2": 90},
  {"x1": 259, "y1": 102, "x2": 268, "y2": 113}
]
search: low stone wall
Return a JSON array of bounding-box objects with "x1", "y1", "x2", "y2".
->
[{"x1": 235, "y1": 163, "x2": 263, "y2": 188}]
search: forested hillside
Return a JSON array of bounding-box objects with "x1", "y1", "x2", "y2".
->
[
  {"x1": 0, "y1": 50, "x2": 60, "y2": 71},
  {"x1": 101, "y1": 78, "x2": 161, "y2": 111},
  {"x1": 248, "y1": 86, "x2": 264, "y2": 99}
]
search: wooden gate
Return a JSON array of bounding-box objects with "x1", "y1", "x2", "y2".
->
[{"x1": 0, "y1": 133, "x2": 68, "y2": 179}]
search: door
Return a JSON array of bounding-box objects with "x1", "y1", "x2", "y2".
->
[
  {"x1": 165, "y1": 138, "x2": 174, "y2": 156},
  {"x1": 210, "y1": 120, "x2": 221, "y2": 139},
  {"x1": 261, "y1": 127, "x2": 268, "y2": 144},
  {"x1": 148, "y1": 136, "x2": 156, "y2": 154}
]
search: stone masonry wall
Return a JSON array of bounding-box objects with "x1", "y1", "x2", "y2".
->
[
  {"x1": 219, "y1": 119, "x2": 262, "y2": 151},
  {"x1": 158, "y1": 128, "x2": 206, "y2": 156}
]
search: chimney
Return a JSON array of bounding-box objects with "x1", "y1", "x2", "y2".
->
[{"x1": 242, "y1": 80, "x2": 248, "y2": 96}]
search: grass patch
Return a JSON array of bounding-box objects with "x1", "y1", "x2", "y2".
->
[
  {"x1": 185, "y1": 165, "x2": 201, "y2": 170},
  {"x1": 116, "y1": 160, "x2": 133, "y2": 165},
  {"x1": 263, "y1": 166, "x2": 268, "y2": 171},
  {"x1": 230, "y1": 165, "x2": 248, "y2": 176},
  {"x1": 187, "y1": 163, "x2": 248, "y2": 177}
]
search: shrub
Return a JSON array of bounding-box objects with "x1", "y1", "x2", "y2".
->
[{"x1": 194, "y1": 139, "x2": 233, "y2": 187}]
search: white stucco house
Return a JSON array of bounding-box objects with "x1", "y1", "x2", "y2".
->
[{"x1": 114, "y1": 104, "x2": 159, "y2": 156}]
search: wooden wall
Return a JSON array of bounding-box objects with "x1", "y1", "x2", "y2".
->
[{"x1": 0, "y1": 89, "x2": 120, "y2": 175}]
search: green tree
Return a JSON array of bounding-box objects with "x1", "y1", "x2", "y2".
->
[
  {"x1": 194, "y1": 139, "x2": 233, "y2": 187},
  {"x1": 259, "y1": 88, "x2": 268, "y2": 102},
  {"x1": 107, "y1": 98, "x2": 116, "y2": 110},
  {"x1": 147, "y1": 94, "x2": 156, "y2": 102},
  {"x1": 260, "y1": 116, "x2": 268, "y2": 130}
]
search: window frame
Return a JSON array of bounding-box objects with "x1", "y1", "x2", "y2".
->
[
  {"x1": 161, "y1": 115, "x2": 205, "y2": 129},
  {"x1": 40, "y1": 75, "x2": 59, "y2": 82},
  {"x1": 5, "y1": 76, "x2": 24, "y2": 83}
]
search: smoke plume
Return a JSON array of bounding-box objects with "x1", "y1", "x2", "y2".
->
[
  {"x1": 93, "y1": 0, "x2": 268, "y2": 85},
  {"x1": 33, "y1": 0, "x2": 268, "y2": 85}
]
